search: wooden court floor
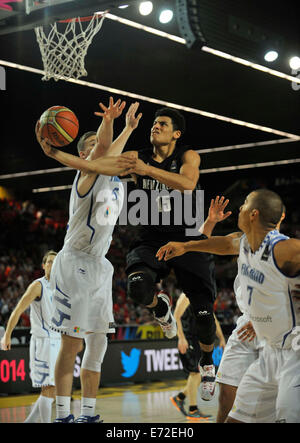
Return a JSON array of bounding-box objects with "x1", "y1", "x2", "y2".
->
[{"x1": 0, "y1": 379, "x2": 219, "y2": 423}]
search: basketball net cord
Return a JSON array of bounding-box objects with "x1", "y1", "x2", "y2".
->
[{"x1": 35, "y1": 12, "x2": 106, "y2": 81}]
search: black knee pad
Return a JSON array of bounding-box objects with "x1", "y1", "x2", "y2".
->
[
  {"x1": 179, "y1": 339, "x2": 201, "y2": 374},
  {"x1": 194, "y1": 311, "x2": 216, "y2": 345},
  {"x1": 127, "y1": 269, "x2": 156, "y2": 305},
  {"x1": 186, "y1": 304, "x2": 215, "y2": 345},
  {"x1": 185, "y1": 294, "x2": 216, "y2": 345}
]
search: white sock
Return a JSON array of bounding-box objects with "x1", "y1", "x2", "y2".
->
[
  {"x1": 81, "y1": 397, "x2": 96, "y2": 417},
  {"x1": 39, "y1": 395, "x2": 54, "y2": 423},
  {"x1": 56, "y1": 395, "x2": 71, "y2": 419},
  {"x1": 24, "y1": 396, "x2": 41, "y2": 423}
]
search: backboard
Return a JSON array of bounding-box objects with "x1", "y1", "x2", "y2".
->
[
  {"x1": 0, "y1": 0, "x2": 133, "y2": 35},
  {"x1": 25, "y1": 0, "x2": 74, "y2": 15}
]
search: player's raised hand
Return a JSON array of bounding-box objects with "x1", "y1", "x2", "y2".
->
[
  {"x1": 208, "y1": 196, "x2": 232, "y2": 223},
  {"x1": 156, "y1": 242, "x2": 186, "y2": 261},
  {"x1": 125, "y1": 102, "x2": 143, "y2": 130},
  {"x1": 94, "y1": 96, "x2": 126, "y2": 121},
  {"x1": 35, "y1": 120, "x2": 54, "y2": 157}
]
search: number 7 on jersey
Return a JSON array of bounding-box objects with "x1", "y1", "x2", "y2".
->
[{"x1": 247, "y1": 285, "x2": 254, "y2": 305}]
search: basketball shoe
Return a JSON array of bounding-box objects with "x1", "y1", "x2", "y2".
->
[
  {"x1": 53, "y1": 414, "x2": 74, "y2": 423},
  {"x1": 200, "y1": 364, "x2": 216, "y2": 401},
  {"x1": 186, "y1": 409, "x2": 211, "y2": 421},
  {"x1": 153, "y1": 291, "x2": 177, "y2": 339},
  {"x1": 170, "y1": 395, "x2": 186, "y2": 416},
  {"x1": 74, "y1": 414, "x2": 103, "y2": 423}
]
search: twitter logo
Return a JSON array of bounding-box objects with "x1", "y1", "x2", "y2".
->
[
  {"x1": 121, "y1": 348, "x2": 141, "y2": 378},
  {"x1": 212, "y1": 345, "x2": 223, "y2": 366}
]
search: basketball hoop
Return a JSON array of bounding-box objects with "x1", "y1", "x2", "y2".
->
[{"x1": 35, "y1": 11, "x2": 107, "y2": 81}]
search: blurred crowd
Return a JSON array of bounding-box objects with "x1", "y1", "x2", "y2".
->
[
  {"x1": 0, "y1": 199, "x2": 66, "y2": 327},
  {"x1": 1, "y1": 174, "x2": 299, "y2": 337}
]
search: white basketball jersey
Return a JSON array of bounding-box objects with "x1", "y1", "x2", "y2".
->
[
  {"x1": 233, "y1": 271, "x2": 248, "y2": 316},
  {"x1": 30, "y1": 276, "x2": 60, "y2": 338},
  {"x1": 238, "y1": 230, "x2": 300, "y2": 349},
  {"x1": 63, "y1": 172, "x2": 124, "y2": 257}
]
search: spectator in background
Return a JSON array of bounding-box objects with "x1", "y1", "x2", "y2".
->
[
  {"x1": 2, "y1": 178, "x2": 299, "y2": 342},
  {"x1": 138, "y1": 308, "x2": 155, "y2": 325}
]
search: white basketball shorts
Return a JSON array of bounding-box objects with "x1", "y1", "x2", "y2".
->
[
  {"x1": 29, "y1": 335, "x2": 61, "y2": 388},
  {"x1": 229, "y1": 343, "x2": 300, "y2": 423},
  {"x1": 216, "y1": 315, "x2": 262, "y2": 387},
  {"x1": 50, "y1": 247, "x2": 115, "y2": 338}
]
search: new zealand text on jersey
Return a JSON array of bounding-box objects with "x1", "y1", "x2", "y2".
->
[{"x1": 142, "y1": 178, "x2": 169, "y2": 191}]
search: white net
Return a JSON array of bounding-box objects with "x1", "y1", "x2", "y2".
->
[{"x1": 35, "y1": 12, "x2": 106, "y2": 81}]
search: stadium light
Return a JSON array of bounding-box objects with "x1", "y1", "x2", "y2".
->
[
  {"x1": 289, "y1": 56, "x2": 300, "y2": 70},
  {"x1": 139, "y1": 1, "x2": 153, "y2": 16},
  {"x1": 264, "y1": 50, "x2": 278, "y2": 62},
  {"x1": 159, "y1": 9, "x2": 174, "y2": 24}
]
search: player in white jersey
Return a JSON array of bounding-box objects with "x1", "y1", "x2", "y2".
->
[
  {"x1": 216, "y1": 207, "x2": 285, "y2": 422},
  {"x1": 170, "y1": 198, "x2": 271, "y2": 421},
  {"x1": 36, "y1": 98, "x2": 142, "y2": 423},
  {"x1": 1, "y1": 251, "x2": 59, "y2": 423},
  {"x1": 214, "y1": 270, "x2": 264, "y2": 422},
  {"x1": 157, "y1": 189, "x2": 300, "y2": 423}
]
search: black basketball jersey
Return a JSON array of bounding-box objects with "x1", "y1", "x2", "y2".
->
[{"x1": 134, "y1": 145, "x2": 202, "y2": 243}]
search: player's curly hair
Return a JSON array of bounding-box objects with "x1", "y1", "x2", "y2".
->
[{"x1": 154, "y1": 107, "x2": 186, "y2": 135}]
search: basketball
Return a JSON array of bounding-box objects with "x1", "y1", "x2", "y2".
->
[{"x1": 39, "y1": 105, "x2": 79, "y2": 147}]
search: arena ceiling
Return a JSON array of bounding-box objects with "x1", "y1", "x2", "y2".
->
[{"x1": 0, "y1": 0, "x2": 299, "y2": 200}]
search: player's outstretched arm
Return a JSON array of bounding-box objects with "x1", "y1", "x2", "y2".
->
[
  {"x1": 0, "y1": 281, "x2": 41, "y2": 351},
  {"x1": 101, "y1": 102, "x2": 142, "y2": 157},
  {"x1": 92, "y1": 96, "x2": 126, "y2": 158},
  {"x1": 156, "y1": 235, "x2": 241, "y2": 261},
  {"x1": 91, "y1": 100, "x2": 142, "y2": 159},
  {"x1": 119, "y1": 149, "x2": 200, "y2": 193},
  {"x1": 35, "y1": 121, "x2": 137, "y2": 176},
  {"x1": 199, "y1": 196, "x2": 232, "y2": 237}
]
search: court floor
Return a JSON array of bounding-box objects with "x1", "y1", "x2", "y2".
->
[{"x1": 0, "y1": 379, "x2": 219, "y2": 423}]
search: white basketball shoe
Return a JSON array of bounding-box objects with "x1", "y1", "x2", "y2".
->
[
  {"x1": 153, "y1": 291, "x2": 177, "y2": 339},
  {"x1": 200, "y1": 364, "x2": 216, "y2": 401}
]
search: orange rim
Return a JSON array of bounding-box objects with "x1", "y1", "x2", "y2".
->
[{"x1": 58, "y1": 11, "x2": 107, "y2": 24}]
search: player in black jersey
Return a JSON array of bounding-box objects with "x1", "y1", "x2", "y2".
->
[
  {"x1": 171, "y1": 293, "x2": 225, "y2": 420},
  {"x1": 120, "y1": 109, "x2": 231, "y2": 393},
  {"x1": 169, "y1": 198, "x2": 228, "y2": 414}
]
